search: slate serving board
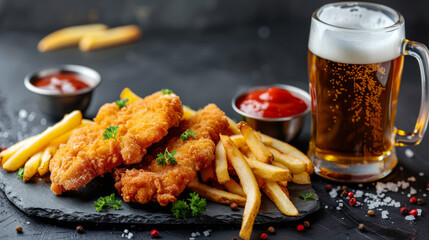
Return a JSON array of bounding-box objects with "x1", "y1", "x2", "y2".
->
[{"x1": 0, "y1": 169, "x2": 320, "y2": 224}]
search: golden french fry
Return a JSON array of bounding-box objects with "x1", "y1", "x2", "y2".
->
[
  {"x1": 260, "y1": 133, "x2": 313, "y2": 174},
  {"x1": 1, "y1": 135, "x2": 39, "y2": 167},
  {"x1": 278, "y1": 181, "x2": 288, "y2": 187},
  {"x1": 292, "y1": 171, "x2": 311, "y2": 184},
  {"x1": 223, "y1": 179, "x2": 246, "y2": 197},
  {"x1": 230, "y1": 135, "x2": 247, "y2": 149},
  {"x1": 215, "y1": 141, "x2": 230, "y2": 184},
  {"x1": 23, "y1": 152, "x2": 42, "y2": 182},
  {"x1": 120, "y1": 88, "x2": 142, "y2": 104},
  {"x1": 187, "y1": 178, "x2": 246, "y2": 207},
  {"x1": 246, "y1": 158, "x2": 291, "y2": 182},
  {"x1": 200, "y1": 164, "x2": 216, "y2": 183},
  {"x1": 220, "y1": 135, "x2": 261, "y2": 240},
  {"x1": 38, "y1": 146, "x2": 57, "y2": 176},
  {"x1": 3, "y1": 111, "x2": 82, "y2": 171},
  {"x1": 79, "y1": 25, "x2": 141, "y2": 52},
  {"x1": 269, "y1": 146, "x2": 307, "y2": 174},
  {"x1": 238, "y1": 122, "x2": 273, "y2": 164},
  {"x1": 261, "y1": 180, "x2": 298, "y2": 216},
  {"x1": 227, "y1": 117, "x2": 241, "y2": 135},
  {"x1": 183, "y1": 105, "x2": 197, "y2": 120},
  {"x1": 38, "y1": 24, "x2": 108, "y2": 52}
]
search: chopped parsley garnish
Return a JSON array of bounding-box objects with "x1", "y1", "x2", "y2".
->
[
  {"x1": 115, "y1": 98, "x2": 129, "y2": 109},
  {"x1": 161, "y1": 89, "x2": 173, "y2": 95},
  {"x1": 180, "y1": 129, "x2": 197, "y2": 141},
  {"x1": 18, "y1": 168, "x2": 24, "y2": 179},
  {"x1": 156, "y1": 148, "x2": 177, "y2": 166},
  {"x1": 171, "y1": 192, "x2": 207, "y2": 218},
  {"x1": 102, "y1": 126, "x2": 119, "y2": 141},
  {"x1": 299, "y1": 193, "x2": 315, "y2": 201},
  {"x1": 94, "y1": 193, "x2": 122, "y2": 212}
]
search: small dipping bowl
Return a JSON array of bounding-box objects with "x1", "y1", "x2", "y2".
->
[
  {"x1": 232, "y1": 84, "x2": 311, "y2": 142},
  {"x1": 24, "y1": 65, "x2": 101, "y2": 118}
]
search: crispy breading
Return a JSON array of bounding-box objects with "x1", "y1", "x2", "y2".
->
[
  {"x1": 50, "y1": 92, "x2": 183, "y2": 195},
  {"x1": 114, "y1": 104, "x2": 229, "y2": 206}
]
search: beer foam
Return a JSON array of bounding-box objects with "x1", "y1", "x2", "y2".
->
[{"x1": 309, "y1": 4, "x2": 404, "y2": 64}]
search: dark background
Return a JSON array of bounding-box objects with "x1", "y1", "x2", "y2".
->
[{"x1": 0, "y1": 0, "x2": 428, "y2": 239}]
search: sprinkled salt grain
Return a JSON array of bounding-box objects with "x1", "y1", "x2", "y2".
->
[
  {"x1": 417, "y1": 209, "x2": 422, "y2": 216},
  {"x1": 19, "y1": 109, "x2": 28, "y2": 119},
  {"x1": 423, "y1": 193, "x2": 427, "y2": 197},
  {"x1": 26, "y1": 222, "x2": 30, "y2": 225},
  {"x1": 339, "y1": 203, "x2": 343, "y2": 207},
  {"x1": 329, "y1": 189, "x2": 338, "y2": 198},
  {"x1": 190, "y1": 238, "x2": 196, "y2": 240},
  {"x1": 410, "y1": 187, "x2": 417, "y2": 195},
  {"x1": 196, "y1": 232, "x2": 201, "y2": 236},
  {"x1": 383, "y1": 197, "x2": 392, "y2": 203},
  {"x1": 336, "y1": 206, "x2": 341, "y2": 210},
  {"x1": 127, "y1": 233, "x2": 133, "y2": 239},
  {"x1": 124, "y1": 229, "x2": 129, "y2": 234},
  {"x1": 122, "y1": 233, "x2": 125, "y2": 237},
  {"x1": 405, "y1": 149, "x2": 414, "y2": 158},
  {"x1": 407, "y1": 194, "x2": 411, "y2": 198},
  {"x1": 325, "y1": 205, "x2": 329, "y2": 209},
  {"x1": 203, "y1": 230, "x2": 211, "y2": 237},
  {"x1": 397, "y1": 181, "x2": 409, "y2": 189},
  {"x1": 407, "y1": 176, "x2": 416, "y2": 182},
  {"x1": 41, "y1": 118, "x2": 46, "y2": 125},
  {"x1": 191, "y1": 232, "x2": 197, "y2": 237},
  {"x1": 405, "y1": 215, "x2": 415, "y2": 221},
  {"x1": 355, "y1": 190, "x2": 363, "y2": 198},
  {"x1": 358, "y1": 184, "x2": 363, "y2": 188},
  {"x1": 394, "y1": 202, "x2": 401, "y2": 208},
  {"x1": 381, "y1": 210, "x2": 389, "y2": 219},
  {"x1": 419, "y1": 172, "x2": 424, "y2": 176}
]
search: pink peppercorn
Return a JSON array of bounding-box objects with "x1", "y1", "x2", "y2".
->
[
  {"x1": 349, "y1": 198, "x2": 357, "y2": 206},
  {"x1": 151, "y1": 229, "x2": 159, "y2": 238},
  {"x1": 347, "y1": 192, "x2": 354, "y2": 198},
  {"x1": 296, "y1": 224, "x2": 305, "y2": 231},
  {"x1": 260, "y1": 233, "x2": 268, "y2": 239},
  {"x1": 410, "y1": 197, "x2": 417, "y2": 204},
  {"x1": 410, "y1": 209, "x2": 418, "y2": 217}
]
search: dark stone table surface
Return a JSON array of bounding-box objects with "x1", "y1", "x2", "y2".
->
[{"x1": 0, "y1": 23, "x2": 428, "y2": 240}]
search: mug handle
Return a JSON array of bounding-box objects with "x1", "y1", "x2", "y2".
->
[{"x1": 395, "y1": 39, "x2": 429, "y2": 146}]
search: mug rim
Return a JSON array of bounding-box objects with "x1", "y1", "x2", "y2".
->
[{"x1": 312, "y1": 1, "x2": 404, "y2": 33}]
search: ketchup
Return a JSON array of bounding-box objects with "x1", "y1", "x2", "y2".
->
[
  {"x1": 237, "y1": 87, "x2": 308, "y2": 118},
  {"x1": 33, "y1": 72, "x2": 89, "y2": 93}
]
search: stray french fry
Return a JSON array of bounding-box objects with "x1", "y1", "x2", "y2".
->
[
  {"x1": 120, "y1": 87, "x2": 142, "y2": 104},
  {"x1": 49, "y1": 119, "x2": 94, "y2": 147},
  {"x1": 238, "y1": 122, "x2": 273, "y2": 164},
  {"x1": 292, "y1": 172, "x2": 311, "y2": 185},
  {"x1": 200, "y1": 164, "x2": 216, "y2": 183},
  {"x1": 38, "y1": 146, "x2": 57, "y2": 176},
  {"x1": 215, "y1": 141, "x2": 230, "y2": 184},
  {"x1": 223, "y1": 179, "x2": 246, "y2": 197},
  {"x1": 1, "y1": 135, "x2": 39, "y2": 167},
  {"x1": 269, "y1": 146, "x2": 306, "y2": 174},
  {"x1": 261, "y1": 180, "x2": 298, "y2": 216},
  {"x1": 23, "y1": 152, "x2": 42, "y2": 182},
  {"x1": 246, "y1": 158, "x2": 291, "y2": 182},
  {"x1": 38, "y1": 24, "x2": 108, "y2": 52},
  {"x1": 188, "y1": 178, "x2": 246, "y2": 206},
  {"x1": 79, "y1": 25, "x2": 141, "y2": 52},
  {"x1": 220, "y1": 135, "x2": 261, "y2": 240},
  {"x1": 3, "y1": 110, "x2": 82, "y2": 171},
  {"x1": 260, "y1": 133, "x2": 313, "y2": 174}
]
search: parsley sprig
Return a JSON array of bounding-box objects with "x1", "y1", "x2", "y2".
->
[
  {"x1": 102, "y1": 126, "x2": 119, "y2": 141},
  {"x1": 161, "y1": 89, "x2": 173, "y2": 95},
  {"x1": 180, "y1": 129, "x2": 197, "y2": 141},
  {"x1": 171, "y1": 192, "x2": 207, "y2": 218},
  {"x1": 18, "y1": 168, "x2": 24, "y2": 179},
  {"x1": 299, "y1": 192, "x2": 315, "y2": 201},
  {"x1": 115, "y1": 98, "x2": 129, "y2": 109},
  {"x1": 156, "y1": 148, "x2": 177, "y2": 166},
  {"x1": 94, "y1": 193, "x2": 122, "y2": 212}
]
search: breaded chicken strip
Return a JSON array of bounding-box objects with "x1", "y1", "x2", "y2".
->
[
  {"x1": 114, "y1": 104, "x2": 228, "y2": 206},
  {"x1": 50, "y1": 91, "x2": 183, "y2": 195}
]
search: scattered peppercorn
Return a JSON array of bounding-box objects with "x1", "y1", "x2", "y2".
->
[
  {"x1": 151, "y1": 229, "x2": 159, "y2": 238},
  {"x1": 347, "y1": 192, "x2": 354, "y2": 198},
  {"x1": 325, "y1": 184, "x2": 333, "y2": 191},
  {"x1": 367, "y1": 210, "x2": 375, "y2": 216},
  {"x1": 410, "y1": 209, "x2": 418, "y2": 217},
  {"x1": 417, "y1": 198, "x2": 424, "y2": 205},
  {"x1": 341, "y1": 191, "x2": 348, "y2": 197},
  {"x1": 230, "y1": 202, "x2": 239, "y2": 211},
  {"x1": 341, "y1": 186, "x2": 348, "y2": 192},
  {"x1": 303, "y1": 221, "x2": 310, "y2": 228},
  {"x1": 349, "y1": 198, "x2": 356, "y2": 206},
  {"x1": 296, "y1": 224, "x2": 304, "y2": 232},
  {"x1": 76, "y1": 225, "x2": 84, "y2": 233},
  {"x1": 358, "y1": 224, "x2": 365, "y2": 231},
  {"x1": 260, "y1": 233, "x2": 268, "y2": 239},
  {"x1": 267, "y1": 226, "x2": 275, "y2": 234},
  {"x1": 400, "y1": 207, "x2": 408, "y2": 215},
  {"x1": 410, "y1": 197, "x2": 417, "y2": 204},
  {"x1": 15, "y1": 225, "x2": 23, "y2": 233}
]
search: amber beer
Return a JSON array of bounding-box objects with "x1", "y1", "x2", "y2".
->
[
  {"x1": 308, "y1": 51, "x2": 404, "y2": 161},
  {"x1": 306, "y1": 2, "x2": 429, "y2": 182}
]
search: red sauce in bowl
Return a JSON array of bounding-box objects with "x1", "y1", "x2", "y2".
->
[
  {"x1": 32, "y1": 72, "x2": 90, "y2": 93},
  {"x1": 236, "y1": 87, "x2": 308, "y2": 118}
]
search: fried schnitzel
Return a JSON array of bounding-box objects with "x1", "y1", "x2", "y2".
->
[
  {"x1": 50, "y1": 91, "x2": 183, "y2": 195},
  {"x1": 114, "y1": 104, "x2": 228, "y2": 206}
]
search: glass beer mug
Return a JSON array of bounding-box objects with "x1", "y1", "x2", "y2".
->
[{"x1": 307, "y1": 2, "x2": 429, "y2": 182}]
